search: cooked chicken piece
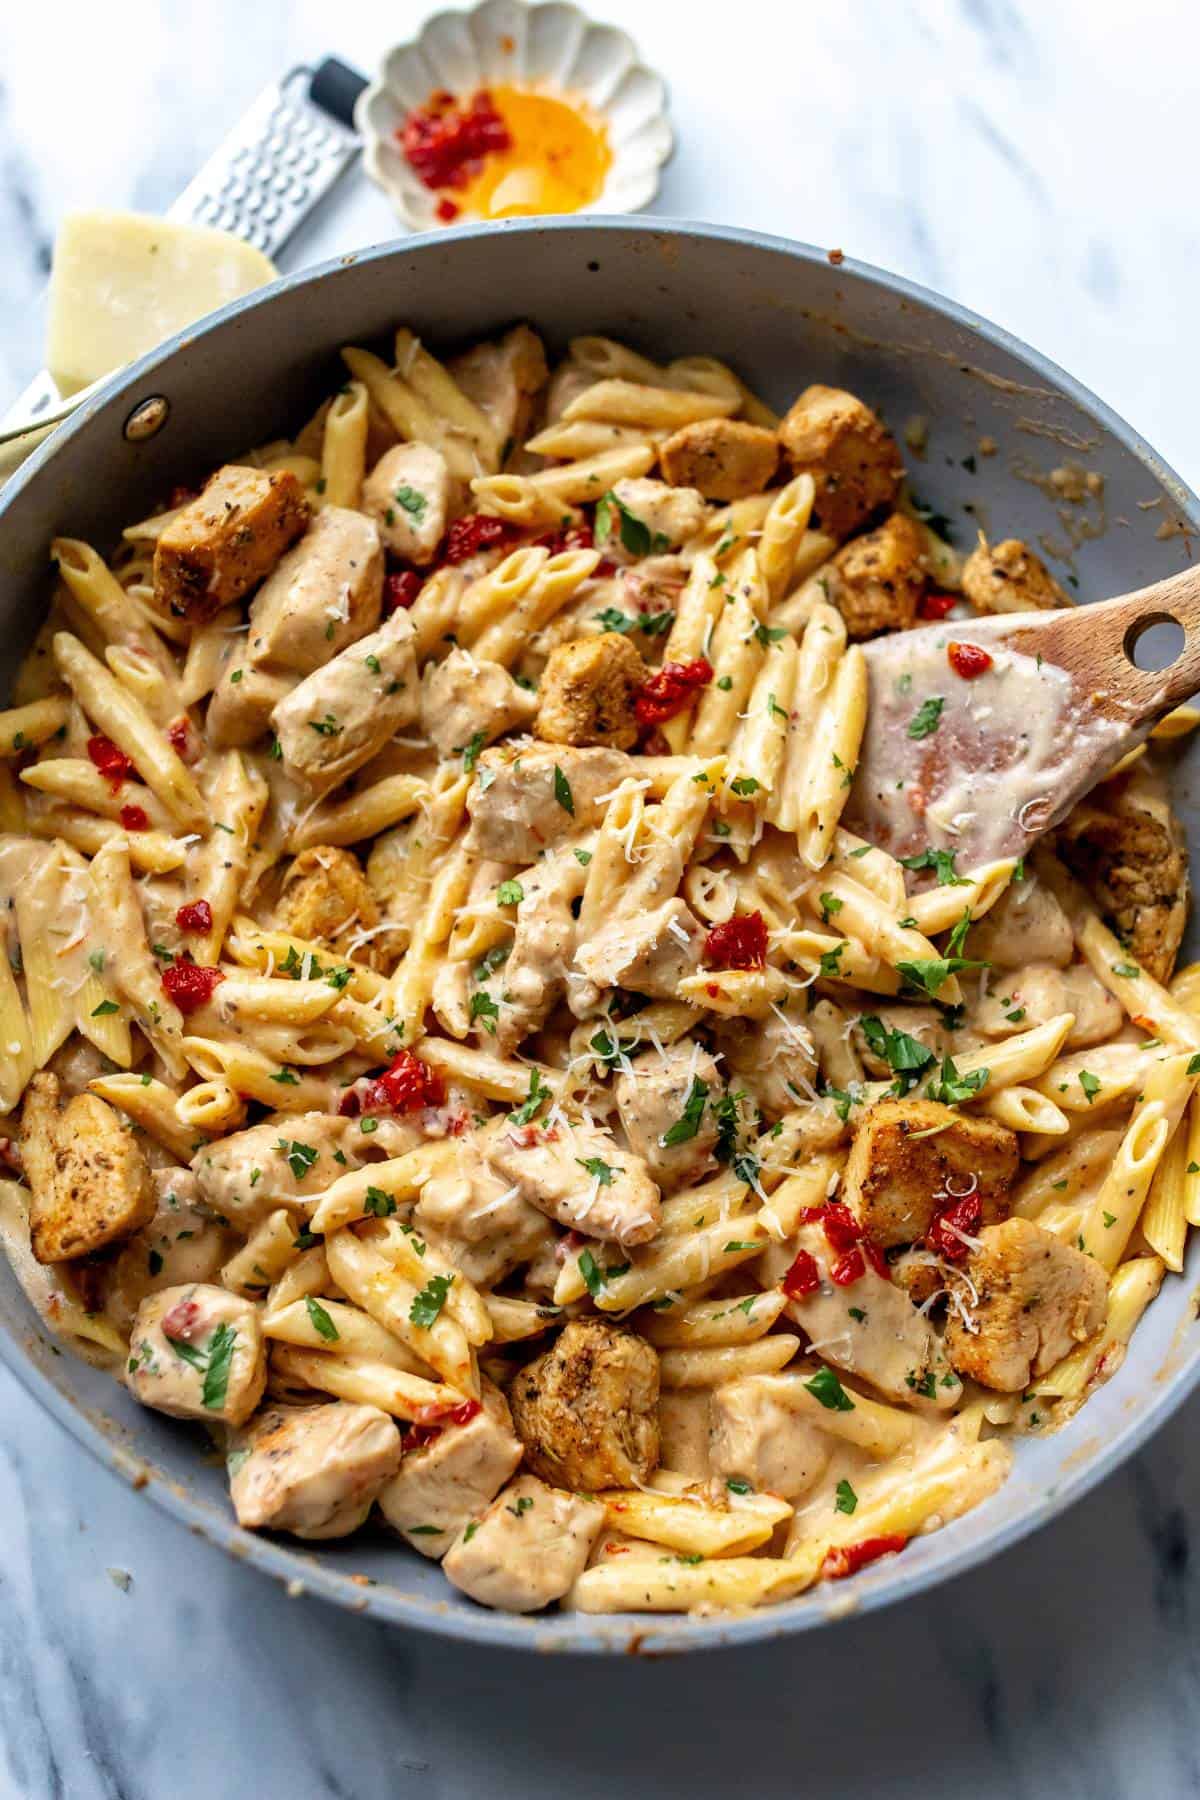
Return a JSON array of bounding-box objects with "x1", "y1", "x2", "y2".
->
[
  {"x1": 270, "y1": 609, "x2": 418, "y2": 794},
  {"x1": 599, "y1": 478, "x2": 708, "y2": 565},
  {"x1": 153, "y1": 465, "x2": 310, "y2": 622},
  {"x1": 961, "y1": 537, "x2": 1068, "y2": 614},
  {"x1": 274, "y1": 845, "x2": 380, "y2": 955},
  {"x1": 491, "y1": 841, "x2": 590, "y2": 1054},
  {"x1": 244, "y1": 505, "x2": 383, "y2": 674},
  {"x1": 415, "y1": 1143, "x2": 551, "y2": 1287},
  {"x1": 1057, "y1": 770, "x2": 1189, "y2": 982},
  {"x1": 378, "y1": 1378, "x2": 523, "y2": 1555},
  {"x1": 490, "y1": 1119, "x2": 661, "y2": 1247},
  {"x1": 853, "y1": 1004, "x2": 948, "y2": 1078},
  {"x1": 659, "y1": 418, "x2": 779, "y2": 500},
  {"x1": 419, "y1": 648, "x2": 537, "y2": 760},
  {"x1": 192, "y1": 1112, "x2": 365, "y2": 1231},
  {"x1": 207, "y1": 663, "x2": 296, "y2": 751},
  {"x1": 442, "y1": 1473, "x2": 605, "y2": 1612},
  {"x1": 967, "y1": 878, "x2": 1074, "y2": 970},
  {"x1": 709, "y1": 1374, "x2": 832, "y2": 1500},
  {"x1": 103, "y1": 1168, "x2": 231, "y2": 1333},
  {"x1": 449, "y1": 323, "x2": 549, "y2": 452},
  {"x1": 974, "y1": 963, "x2": 1122, "y2": 1050},
  {"x1": 657, "y1": 1389, "x2": 712, "y2": 1479},
  {"x1": 714, "y1": 1005, "x2": 818, "y2": 1116},
  {"x1": 535, "y1": 632, "x2": 647, "y2": 750},
  {"x1": 778, "y1": 385, "x2": 903, "y2": 540},
  {"x1": 614, "y1": 1043, "x2": 721, "y2": 1188},
  {"x1": 510, "y1": 1316, "x2": 660, "y2": 1491},
  {"x1": 230, "y1": 1401, "x2": 403, "y2": 1538},
  {"x1": 573, "y1": 897, "x2": 705, "y2": 1006},
  {"x1": 126, "y1": 1283, "x2": 266, "y2": 1425},
  {"x1": 780, "y1": 1218, "x2": 959, "y2": 1406},
  {"x1": 361, "y1": 442, "x2": 451, "y2": 566},
  {"x1": 20, "y1": 1072, "x2": 154, "y2": 1264},
  {"x1": 843, "y1": 1097, "x2": 1018, "y2": 1250},
  {"x1": 826, "y1": 511, "x2": 926, "y2": 639},
  {"x1": 945, "y1": 1218, "x2": 1108, "y2": 1391},
  {"x1": 464, "y1": 744, "x2": 630, "y2": 862}
]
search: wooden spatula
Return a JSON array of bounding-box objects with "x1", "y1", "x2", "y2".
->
[{"x1": 844, "y1": 566, "x2": 1200, "y2": 869}]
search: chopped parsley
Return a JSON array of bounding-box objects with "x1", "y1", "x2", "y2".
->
[
  {"x1": 907, "y1": 696, "x2": 945, "y2": 739},
  {"x1": 834, "y1": 1479, "x2": 858, "y2": 1515},
  {"x1": 410, "y1": 1273, "x2": 455, "y2": 1329},
  {"x1": 363, "y1": 1186, "x2": 396, "y2": 1218},
  {"x1": 818, "y1": 942, "x2": 846, "y2": 978},
  {"x1": 729, "y1": 776, "x2": 761, "y2": 798},
  {"x1": 393, "y1": 484, "x2": 426, "y2": 521},
  {"x1": 553, "y1": 765, "x2": 575, "y2": 815},
  {"x1": 861, "y1": 1015, "x2": 935, "y2": 1094},
  {"x1": 897, "y1": 955, "x2": 986, "y2": 998},
  {"x1": 804, "y1": 1366, "x2": 855, "y2": 1412},
  {"x1": 276, "y1": 1139, "x2": 318, "y2": 1182},
  {"x1": 578, "y1": 1248, "x2": 631, "y2": 1298},
  {"x1": 469, "y1": 991, "x2": 500, "y2": 1035},
  {"x1": 661, "y1": 1077, "x2": 709, "y2": 1147},
  {"x1": 305, "y1": 1296, "x2": 339, "y2": 1342},
  {"x1": 510, "y1": 1068, "x2": 551, "y2": 1127},
  {"x1": 90, "y1": 999, "x2": 120, "y2": 1017},
  {"x1": 574, "y1": 848, "x2": 593, "y2": 867},
  {"x1": 594, "y1": 489, "x2": 668, "y2": 557},
  {"x1": 496, "y1": 879, "x2": 525, "y2": 907},
  {"x1": 364, "y1": 653, "x2": 382, "y2": 674},
  {"x1": 926, "y1": 1055, "x2": 989, "y2": 1105},
  {"x1": 457, "y1": 731, "x2": 485, "y2": 774},
  {"x1": 819, "y1": 892, "x2": 843, "y2": 924},
  {"x1": 576, "y1": 1155, "x2": 616, "y2": 1186},
  {"x1": 307, "y1": 714, "x2": 342, "y2": 736},
  {"x1": 593, "y1": 606, "x2": 675, "y2": 637},
  {"x1": 1112, "y1": 963, "x2": 1140, "y2": 979}
]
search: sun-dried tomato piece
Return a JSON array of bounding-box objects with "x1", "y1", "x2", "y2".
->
[
  {"x1": 384, "y1": 569, "x2": 424, "y2": 612},
  {"x1": 339, "y1": 1050, "x2": 447, "y2": 1117},
  {"x1": 704, "y1": 910, "x2": 768, "y2": 971},
  {"x1": 634, "y1": 658, "x2": 713, "y2": 727},
  {"x1": 820, "y1": 1201, "x2": 861, "y2": 1254},
  {"x1": 399, "y1": 89, "x2": 512, "y2": 191},
  {"x1": 781, "y1": 1248, "x2": 822, "y2": 1299},
  {"x1": 161, "y1": 961, "x2": 225, "y2": 1015},
  {"x1": 87, "y1": 734, "x2": 134, "y2": 788},
  {"x1": 119, "y1": 804, "x2": 149, "y2": 832},
  {"x1": 947, "y1": 641, "x2": 993, "y2": 679},
  {"x1": 166, "y1": 716, "x2": 191, "y2": 758},
  {"x1": 862, "y1": 1239, "x2": 892, "y2": 1282},
  {"x1": 176, "y1": 899, "x2": 214, "y2": 934},
  {"x1": 822, "y1": 1535, "x2": 908, "y2": 1580},
  {"x1": 918, "y1": 591, "x2": 958, "y2": 621},
  {"x1": 439, "y1": 514, "x2": 523, "y2": 566},
  {"x1": 533, "y1": 523, "x2": 595, "y2": 556},
  {"x1": 404, "y1": 1394, "x2": 482, "y2": 1449},
  {"x1": 926, "y1": 1190, "x2": 983, "y2": 1263},
  {"x1": 830, "y1": 1245, "x2": 865, "y2": 1286}
]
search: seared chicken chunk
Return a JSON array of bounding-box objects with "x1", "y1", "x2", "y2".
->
[
  {"x1": 449, "y1": 323, "x2": 549, "y2": 451},
  {"x1": 378, "y1": 1378, "x2": 523, "y2": 1555},
  {"x1": 415, "y1": 1144, "x2": 551, "y2": 1287},
  {"x1": 535, "y1": 632, "x2": 648, "y2": 750},
  {"x1": 966, "y1": 877, "x2": 1074, "y2": 970},
  {"x1": 599, "y1": 478, "x2": 707, "y2": 565},
  {"x1": 944, "y1": 1218, "x2": 1108, "y2": 1391},
  {"x1": 274, "y1": 846, "x2": 379, "y2": 954},
  {"x1": 975, "y1": 963, "x2": 1122, "y2": 1050},
  {"x1": 464, "y1": 745, "x2": 630, "y2": 862},
  {"x1": 419, "y1": 648, "x2": 537, "y2": 760},
  {"x1": 826, "y1": 512, "x2": 926, "y2": 639},
  {"x1": 103, "y1": 1168, "x2": 230, "y2": 1333},
  {"x1": 1057, "y1": 772, "x2": 1189, "y2": 982},
  {"x1": 153, "y1": 465, "x2": 309, "y2": 622},
  {"x1": 126, "y1": 1283, "x2": 266, "y2": 1425},
  {"x1": 778, "y1": 385, "x2": 902, "y2": 540},
  {"x1": 270, "y1": 609, "x2": 418, "y2": 794},
  {"x1": 491, "y1": 841, "x2": 590, "y2": 1053},
  {"x1": 489, "y1": 1120, "x2": 661, "y2": 1247},
  {"x1": 714, "y1": 1006, "x2": 818, "y2": 1116},
  {"x1": 961, "y1": 537, "x2": 1068, "y2": 614},
  {"x1": 244, "y1": 505, "x2": 383, "y2": 674},
  {"x1": 207, "y1": 663, "x2": 296, "y2": 751},
  {"x1": 614, "y1": 1043, "x2": 721, "y2": 1187},
  {"x1": 573, "y1": 897, "x2": 705, "y2": 1005},
  {"x1": 659, "y1": 418, "x2": 778, "y2": 500},
  {"x1": 192, "y1": 1112, "x2": 365, "y2": 1231},
  {"x1": 442, "y1": 1474, "x2": 605, "y2": 1612},
  {"x1": 20, "y1": 1072, "x2": 154, "y2": 1263},
  {"x1": 361, "y1": 442, "x2": 451, "y2": 565},
  {"x1": 230, "y1": 1402, "x2": 403, "y2": 1538},
  {"x1": 510, "y1": 1316, "x2": 660, "y2": 1491},
  {"x1": 709, "y1": 1374, "x2": 832, "y2": 1500},
  {"x1": 843, "y1": 1098, "x2": 1018, "y2": 1250}
]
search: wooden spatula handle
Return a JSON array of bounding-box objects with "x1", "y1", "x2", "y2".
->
[{"x1": 1007, "y1": 562, "x2": 1200, "y2": 723}]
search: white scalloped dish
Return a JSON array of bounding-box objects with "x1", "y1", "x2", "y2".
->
[{"x1": 357, "y1": 0, "x2": 673, "y2": 229}]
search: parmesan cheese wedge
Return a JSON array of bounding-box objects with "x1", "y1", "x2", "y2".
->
[{"x1": 46, "y1": 212, "x2": 276, "y2": 395}]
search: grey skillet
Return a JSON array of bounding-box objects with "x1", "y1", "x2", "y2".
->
[{"x1": 0, "y1": 219, "x2": 1198, "y2": 1654}]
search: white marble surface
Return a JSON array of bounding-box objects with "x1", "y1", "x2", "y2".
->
[{"x1": 2, "y1": 1, "x2": 1200, "y2": 1794}]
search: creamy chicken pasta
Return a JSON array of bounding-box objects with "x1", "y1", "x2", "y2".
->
[{"x1": 1, "y1": 323, "x2": 1196, "y2": 1616}]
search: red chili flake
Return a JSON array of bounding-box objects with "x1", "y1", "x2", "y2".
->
[
  {"x1": 435, "y1": 197, "x2": 461, "y2": 222},
  {"x1": 635, "y1": 658, "x2": 713, "y2": 727},
  {"x1": 947, "y1": 641, "x2": 993, "y2": 679},
  {"x1": 822, "y1": 1535, "x2": 909, "y2": 1580},
  {"x1": 384, "y1": 569, "x2": 424, "y2": 612},
  {"x1": 87, "y1": 734, "x2": 134, "y2": 788},
  {"x1": 166, "y1": 716, "x2": 191, "y2": 758},
  {"x1": 119, "y1": 804, "x2": 149, "y2": 832},
  {"x1": 340, "y1": 1049, "x2": 447, "y2": 1117},
  {"x1": 399, "y1": 88, "x2": 512, "y2": 191},
  {"x1": 160, "y1": 1295, "x2": 203, "y2": 1340},
  {"x1": 161, "y1": 961, "x2": 225, "y2": 1015},
  {"x1": 781, "y1": 1248, "x2": 822, "y2": 1299},
  {"x1": 862, "y1": 1239, "x2": 892, "y2": 1282},
  {"x1": 919, "y1": 591, "x2": 958, "y2": 620},
  {"x1": 176, "y1": 899, "x2": 214, "y2": 934},
  {"x1": 820, "y1": 1201, "x2": 861, "y2": 1254},
  {"x1": 440, "y1": 514, "x2": 522, "y2": 566},
  {"x1": 926, "y1": 1191, "x2": 983, "y2": 1263},
  {"x1": 704, "y1": 910, "x2": 768, "y2": 971},
  {"x1": 830, "y1": 1245, "x2": 865, "y2": 1286}
]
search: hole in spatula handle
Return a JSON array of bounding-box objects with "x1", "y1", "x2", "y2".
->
[{"x1": 1124, "y1": 611, "x2": 1186, "y2": 672}]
